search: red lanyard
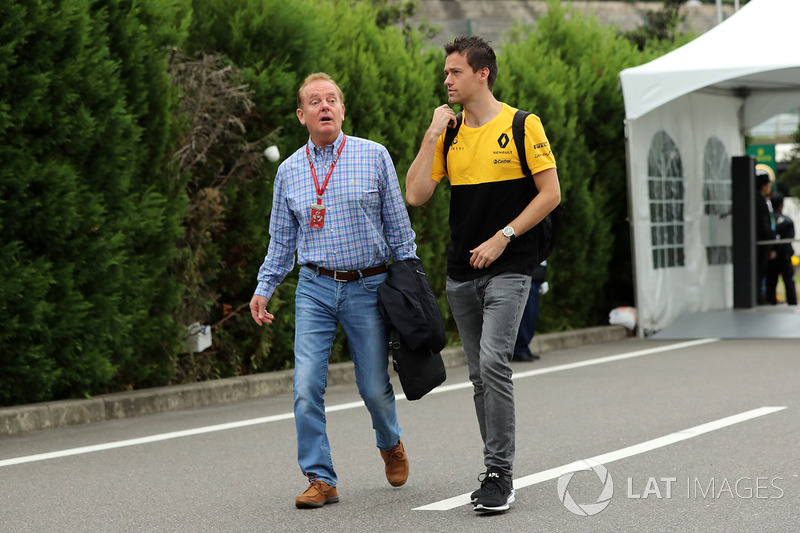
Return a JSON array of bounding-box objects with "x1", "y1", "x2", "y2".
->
[{"x1": 305, "y1": 135, "x2": 346, "y2": 204}]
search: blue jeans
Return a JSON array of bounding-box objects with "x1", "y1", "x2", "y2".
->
[
  {"x1": 293, "y1": 266, "x2": 400, "y2": 487},
  {"x1": 446, "y1": 272, "x2": 531, "y2": 477}
]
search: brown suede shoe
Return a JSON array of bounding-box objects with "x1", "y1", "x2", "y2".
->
[
  {"x1": 295, "y1": 477, "x2": 339, "y2": 509},
  {"x1": 380, "y1": 438, "x2": 409, "y2": 487}
]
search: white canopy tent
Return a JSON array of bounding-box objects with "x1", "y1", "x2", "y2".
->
[{"x1": 618, "y1": 0, "x2": 800, "y2": 335}]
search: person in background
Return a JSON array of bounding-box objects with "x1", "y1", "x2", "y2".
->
[
  {"x1": 512, "y1": 260, "x2": 548, "y2": 362},
  {"x1": 755, "y1": 171, "x2": 776, "y2": 304},
  {"x1": 250, "y1": 72, "x2": 416, "y2": 509},
  {"x1": 766, "y1": 192, "x2": 797, "y2": 305}
]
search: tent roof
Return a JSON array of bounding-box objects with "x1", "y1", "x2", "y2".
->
[{"x1": 619, "y1": 0, "x2": 800, "y2": 129}]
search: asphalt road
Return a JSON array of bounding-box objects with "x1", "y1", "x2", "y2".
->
[{"x1": 1, "y1": 337, "x2": 798, "y2": 532}]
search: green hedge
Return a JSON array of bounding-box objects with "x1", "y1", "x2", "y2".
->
[
  {"x1": 497, "y1": 1, "x2": 643, "y2": 328},
  {"x1": 1, "y1": 0, "x2": 683, "y2": 406},
  {"x1": 0, "y1": 0, "x2": 186, "y2": 405}
]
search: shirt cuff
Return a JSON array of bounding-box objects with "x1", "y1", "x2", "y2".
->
[{"x1": 253, "y1": 281, "x2": 275, "y2": 300}]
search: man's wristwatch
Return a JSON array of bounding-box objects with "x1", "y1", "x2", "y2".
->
[{"x1": 502, "y1": 225, "x2": 516, "y2": 241}]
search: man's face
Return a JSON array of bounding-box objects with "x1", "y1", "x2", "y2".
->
[
  {"x1": 443, "y1": 52, "x2": 483, "y2": 105},
  {"x1": 297, "y1": 80, "x2": 345, "y2": 144}
]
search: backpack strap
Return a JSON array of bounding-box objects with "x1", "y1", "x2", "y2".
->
[
  {"x1": 512, "y1": 109, "x2": 537, "y2": 194},
  {"x1": 512, "y1": 109, "x2": 564, "y2": 263},
  {"x1": 445, "y1": 110, "x2": 533, "y2": 190},
  {"x1": 442, "y1": 112, "x2": 463, "y2": 176}
]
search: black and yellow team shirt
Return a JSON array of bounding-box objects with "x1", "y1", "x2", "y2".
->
[{"x1": 431, "y1": 102, "x2": 557, "y2": 281}]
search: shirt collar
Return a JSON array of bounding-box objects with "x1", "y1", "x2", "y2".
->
[{"x1": 308, "y1": 131, "x2": 345, "y2": 155}]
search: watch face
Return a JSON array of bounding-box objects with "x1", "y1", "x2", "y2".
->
[{"x1": 503, "y1": 226, "x2": 514, "y2": 239}]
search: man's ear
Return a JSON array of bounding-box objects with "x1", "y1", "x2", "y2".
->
[
  {"x1": 341, "y1": 104, "x2": 345, "y2": 122},
  {"x1": 296, "y1": 108, "x2": 306, "y2": 125}
]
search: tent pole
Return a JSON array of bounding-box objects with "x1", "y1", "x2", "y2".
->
[
  {"x1": 716, "y1": 0, "x2": 723, "y2": 23},
  {"x1": 623, "y1": 119, "x2": 643, "y2": 337}
]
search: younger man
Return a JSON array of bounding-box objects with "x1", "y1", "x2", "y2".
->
[{"x1": 406, "y1": 36, "x2": 561, "y2": 513}]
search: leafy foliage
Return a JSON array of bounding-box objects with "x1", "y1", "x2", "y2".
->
[
  {"x1": 496, "y1": 0, "x2": 642, "y2": 328},
  {"x1": 0, "y1": 0, "x2": 186, "y2": 405},
  {"x1": 620, "y1": 0, "x2": 693, "y2": 52},
  {"x1": 2, "y1": 0, "x2": 694, "y2": 405},
  {"x1": 167, "y1": 51, "x2": 280, "y2": 381}
]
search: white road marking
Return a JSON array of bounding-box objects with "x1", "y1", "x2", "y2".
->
[
  {"x1": 0, "y1": 338, "x2": 718, "y2": 468},
  {"x1": 413, "y1": 406, "x2": 787, "y2": 511},
  {"x1": 0, "y1": 412, "x2": 294, "y2": 468},
  {"x1": 436, "y1": 338, "x2": 720, "y2": 394}
]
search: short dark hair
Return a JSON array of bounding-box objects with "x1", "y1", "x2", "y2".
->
[
  {"x1": 755, "y1": 171, "x2": 771, "y2": 188},
  {"x1": 444, "y1": 35, "x2": 498, "y2": 91},
  {"x1": 771, "y1": 192, "x2": 784, "y2": 210}
]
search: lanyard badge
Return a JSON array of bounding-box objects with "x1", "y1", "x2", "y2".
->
[
  {"x1": 310, "y1": 202, "x2": 326, "y2": 229},
  {"x1": 306, "y1": 136, "x2": 346, "y2": 229}
]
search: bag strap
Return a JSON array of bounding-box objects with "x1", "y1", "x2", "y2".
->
[
  {"x1": 512, "y1": 109, "x2": 537, "y2": 194},
  {"x1": 442, "y1": 112, "x2": 463, "y2": 176}
]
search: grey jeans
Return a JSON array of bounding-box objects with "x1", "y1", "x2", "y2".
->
[{"x1": 446, "y1": 271, "x2": 531, "y2": 477}]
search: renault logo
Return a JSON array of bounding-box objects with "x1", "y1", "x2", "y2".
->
[{"x1": 497, "y1": 133, "x2": 509, "y2": 148}]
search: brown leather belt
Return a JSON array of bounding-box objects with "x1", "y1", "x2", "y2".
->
[{"x1": 306, "y1": 264, "x2": 387, "y2": 282}]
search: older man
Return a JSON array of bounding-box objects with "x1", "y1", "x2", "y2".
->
[{"x1": 250, "y1": 73, "x2": 417, "y2": 508}]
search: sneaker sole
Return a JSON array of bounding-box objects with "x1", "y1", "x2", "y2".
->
[
  {"x1": 295, "y1": 496, "x2": 339, "y2": 509},
  {"x1": 473, "y1": 491, "x2": 515, "y2": 513}
]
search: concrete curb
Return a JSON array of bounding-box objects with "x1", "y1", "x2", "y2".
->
[{"x1": 0, "y1": 325, "x2": 628, "y2": 437}]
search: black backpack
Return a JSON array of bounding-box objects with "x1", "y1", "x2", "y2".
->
[{"x1": 443, "y1": 109, "x2": 564, "y2": 264}]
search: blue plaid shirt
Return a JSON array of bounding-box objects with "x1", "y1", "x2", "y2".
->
[{"x1": 255, "y1": 132, "x2": 418, "y2": 299}]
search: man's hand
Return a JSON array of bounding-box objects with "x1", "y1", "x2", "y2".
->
[
  {"x1": 249, "y1": 294, "x2": 274, "y2": 326},
  {"x1": 406, "y1": 105, "x2": 455, "y2": 207},
  {"x1": 469, "y1": 231, "x2": 510, "y2": 269},
  {"x1": 428, "y1": 104, "x2": 458, "y2": 138}
]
